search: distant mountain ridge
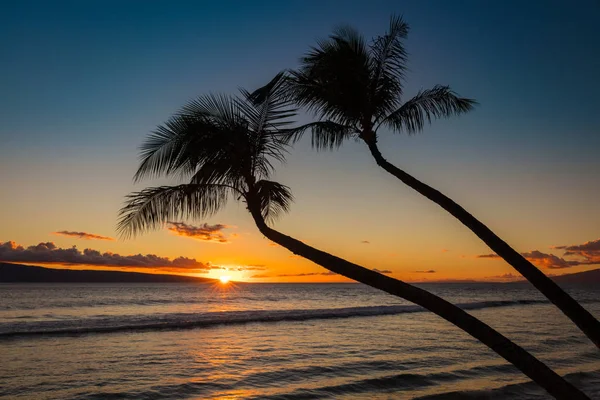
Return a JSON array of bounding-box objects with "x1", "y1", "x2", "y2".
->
[
  {"x1": 1, "y1": 262, "x2": 599, "y2": 284},
  {"x1": 550, "y1": 268, "x2": 600, "y2": 284},
  {"x1": 425, "y1": 269, "x2": 600, "y2": 285},
  {"x1": 0, "y1": 263, "x2": 215, "y2": 283}
]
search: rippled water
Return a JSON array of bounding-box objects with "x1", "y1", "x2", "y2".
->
[{"x1": 1, "y1": 282, "x2": 599, "y2": 399}]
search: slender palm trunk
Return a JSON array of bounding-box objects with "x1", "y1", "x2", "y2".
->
[
  {"x1": 244, "y1": 197, "x2": 588, "y2": 399},
  {"x1": 363, "y1": 138, "x2": 600, "y2": 349}
]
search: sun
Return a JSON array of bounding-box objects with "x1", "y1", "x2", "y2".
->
[{"x1": 219, "y1": 275, "x2": 231, "y2": 284}]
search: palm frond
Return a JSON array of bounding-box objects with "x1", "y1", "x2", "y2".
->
[
  {"x1": 245, "y1": 71, "x2": 295, "y2": 108},
  {"x1": 134, "y1": 116, "x2": 210, "y2": 182},
  {"x1": 134, "y1": 93, "x2": 248, "y2": 183},
  {"x1": 281, "y1": 121, "x2": 357, "y2": 151},
  {"x1": 290, "y1": 23, "x2": 372, "y2": 127},
  {"x1": 381, "y1": 85, "x2": 477, "y2": 134},
  {"x1": 117, "y1": 184, "x2": 234, "y2": 238},
  {"x1": 370, "y1": 15, "x2": 410, "y2": 120},
  {"x1": 179, "y1": 92, "x2": 245, "y2": 129},
  {"x1": 330, "y1": 24, "x2": 368, "y2": 57},
  {"x1": 254, "y1": 180, "x2": 293, "y2": 223},
  {"x1": 240, "y1": 72, "x2": 297, "y2": 178}
]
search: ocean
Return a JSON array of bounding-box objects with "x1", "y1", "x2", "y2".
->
[{"x1": 1, "y1": 282, "x2": 599, "y2": 399}]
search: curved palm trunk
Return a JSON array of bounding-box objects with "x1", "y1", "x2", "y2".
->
[
  {"x1": 364, "y1": 139, "x2": 600, "y2": 349},
  {"x1": 245, "y1": 199, "x2": 588, "y2": 399}
]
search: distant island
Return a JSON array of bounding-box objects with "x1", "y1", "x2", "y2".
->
[
  {"x1": 1, "y1": 262, "x2": 599, "y2": 284},
  {"x1": 0, "y1": 262, "x2": 216, "y2": 283}
]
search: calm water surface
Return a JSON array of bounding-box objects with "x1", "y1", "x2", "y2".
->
[{"x1": 1, "y1": 282, "x2": 599, "y2": 399}]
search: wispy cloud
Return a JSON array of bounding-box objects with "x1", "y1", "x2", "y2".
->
[
  {"x1": 413, "y1": 270, "x2": 436, "y2": 274},
  {"x1": 477, "y1": 238, "x2": 600, "y2": 269},
  {"x1": 477, "y1": 254, "x2": 501, "y2": 259},
  {"x1": 224, "y1": 264, "x2": 268, "y2": 272},
  {"x1": 0, "y1": 241, "x2": 211, "y2": 273},
  {"x1": 360, "y1": 240, "x2": 370, "y2": 244},
  {"x1": 373, "y1": 268, "x2": 392, "y2": 274},
  {"x1": 251, "y1": 271, "x2": 338, "y2": 278},
  {"x1": 250, "y1": 273, "x2": 271, "y2": 278},
  {"x1": 167, "y1": 222, "x2": 231, "y2": 243},
  {"x1": 53, "y1": 231, "x2": 114, "y2": 241},
  {"x1": 486, "y1": 273, "x2": 522, "y2": 281}
]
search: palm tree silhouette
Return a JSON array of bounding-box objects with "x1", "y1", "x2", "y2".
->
[
  {"x1": 258, "y1": 15, "x2": 600, "y2": 348},
  {"x1": 118, "y1": 74, "x2": 587, "y2": 399}
]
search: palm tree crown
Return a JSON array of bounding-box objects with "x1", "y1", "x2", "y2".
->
[
  {"x1": 118, "y1": 73, "x2": 295, "y2": 237},
  {"x1": 283, "y1": 15, "x2": 475, "y2": 148}
]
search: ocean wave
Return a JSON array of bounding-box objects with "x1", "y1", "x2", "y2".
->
[
  {"x1": 413, "y1": 369, "x2": 600, "y2": 400},
  {"x1": 0, "y1": 297, "x2": 218, "y2": 311},
  {"x1": 0, "y1": 299, "x2": 555, "y2": 338},
  {"x1": 71, "y1": 366, "x2": 600, "y2": 400}
]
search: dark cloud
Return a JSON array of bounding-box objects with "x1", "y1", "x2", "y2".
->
[
  {"x1": 552, "y1": 239, "x2": 600, "y2": 265},
  {"x1": 477, "y1": 254, "x2": 501, "y2": 259},
  {"x1": 477, "y1": 240, "x2": 600, "y2": 269},
  {"x1": 477, "y1": 250, "x2": 577, "y2": 269},
  {"x1": 167, "y1": 222, "x2": 231, "y2": 243},
  {"x1": 360, "y1": 240, "x2": 370, "y2": 244},
  {"x1": 0, "y1": 241, "x2": 211, "y2": 272},
  {"x1": 53, "y1": 231, "x2": 114, "y2": 241},
  {"x1": 413, "y1": 270, "x2": 436, "y2": 274},
  {"x1": 373, "y1": 268, "x2": 393, "y2": 274}
]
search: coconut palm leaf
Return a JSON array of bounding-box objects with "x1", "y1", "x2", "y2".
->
[
  {"x1": 379, "y1": 85, "x2": 477, "y2": 133},
  {"x1": 118, "y1": 184, "x2": 235, "y2": 238},
  {"x1": 281, "y1": 121, "x2": 357, "y2": 150},
  {"x1": 369, "y1": 15, "x2": 410, "y2": 119},
  {"x1": 254, "y1": 179, "x2": 293, "y2": 223}
]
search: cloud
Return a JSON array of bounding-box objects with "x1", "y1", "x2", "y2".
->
[
  {"x1": 552, "y1": 239, "x2": 600, "y2": 265},
  {"x1": 360, "y1": 240, "x2": 370, "y2": 244},
  {"x1": 373, "y1": 268, "x2": 392, "y2": 274},
  {"x1": 487, "y1": 273, "x2": 522, "y2": 281},
  {"x1": 477, "y1": 254, "x2": 501, "y2": 259},
  {"x1": 251, "y1": 271, "x2": 339, "y2": 278},
  {"x1": 167, "y1": 222, "x2": 231, "y2": 243},
  {"x1": 476, "y1": 240, "x2": 600, "y2": 269},
  {"x1": 228, "y1": 265, "x2": 268, "y2": 272},
  {"x1": 520, "y1": 250, "x2": 581, "y2": 269},
  {"x1": 0, "y1": 241, "x2": 211, "y2": 272},
  {"x1": 250, "y1": 273, "x2": 271, "y2": 278},
  {"x1": 413, "y1": 270, "x2": 436, "y2": 273},
  {"x1": 53, "y1": 231, "x2": 114, "y2": 241},
  {"x1": 441, "y1": 249, "x2": 449, "y2": 253}
]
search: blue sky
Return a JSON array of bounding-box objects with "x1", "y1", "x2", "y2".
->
[{"x1": 1, "y1": 0, "x2": 599, "y2": 281}]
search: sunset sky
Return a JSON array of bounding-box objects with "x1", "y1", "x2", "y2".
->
[{"x1": 1, "y1": 0, "x2": 599, "y2": 282}]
